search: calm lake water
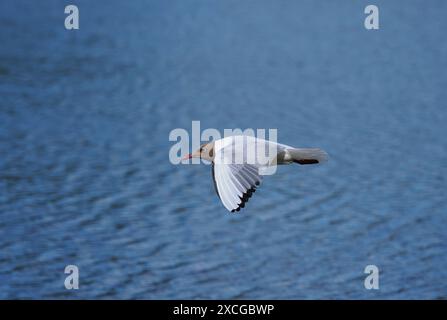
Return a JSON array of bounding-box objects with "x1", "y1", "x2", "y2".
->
[{"x1": 0, "y1": 0, "x2": 446, "y2": 299}]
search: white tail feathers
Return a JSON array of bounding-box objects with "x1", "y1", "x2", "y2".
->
[{"x1": 287, "y1": 148, "x2": 328, "y2": 165}]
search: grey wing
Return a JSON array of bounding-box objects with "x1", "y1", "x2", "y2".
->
[
  {"x1": 211, "y1": 163, "x2": 262, "y2": 212},
  {"x1": 215, "y1": 135, "x2": 284, "y2": 167}
]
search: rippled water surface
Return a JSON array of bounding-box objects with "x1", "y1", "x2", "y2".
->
[{"x1": 0, "y1": 0, "x2": 446, "y2": 299}]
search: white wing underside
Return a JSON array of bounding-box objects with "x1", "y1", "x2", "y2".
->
[{"x1": 212, "y1": 136, "x2": 285, "y2": 212}]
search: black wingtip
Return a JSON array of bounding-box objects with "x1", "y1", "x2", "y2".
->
[
  {"x1": 231, "y1": 185, "x2": 258, "y2": 213},
  {"x1": 293, "y1": 159, "x2": 319, "y2": 165}
]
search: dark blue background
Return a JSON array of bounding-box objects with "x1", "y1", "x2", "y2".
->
[{"x1": 0, "y1": 0, "x2": 446, "y2": 299}]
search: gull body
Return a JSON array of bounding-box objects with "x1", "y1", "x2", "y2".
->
[{"x1": 184, "y1": 135, "x2": 328, "y2": 212}]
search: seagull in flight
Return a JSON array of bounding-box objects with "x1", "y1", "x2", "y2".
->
[{"x1": 184, "y1": 135, "x2": 328, "y2": 212}]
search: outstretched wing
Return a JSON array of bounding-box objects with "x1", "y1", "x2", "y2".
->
[
  {"x1": 212, "y1": 162, "x2": 262, "y2": 212},
  {"x1": 210, "y1": 135, "x2": 283, "y2": 212}
]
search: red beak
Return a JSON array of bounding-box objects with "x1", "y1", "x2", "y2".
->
[{"x1": 182, "y1": 153, "x2": 192, "y2": 160}]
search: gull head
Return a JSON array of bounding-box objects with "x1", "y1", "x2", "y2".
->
[{"x1": 183, "y1": 141, "x2": 215, "y2": 161}]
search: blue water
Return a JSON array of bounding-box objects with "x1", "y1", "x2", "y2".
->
[{"x1": 0, "y1": 0, "x2": 446, "y2": 299}]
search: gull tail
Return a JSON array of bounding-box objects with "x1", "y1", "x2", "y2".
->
[{"x1": 287, "y1": 148, "x2": 328, "y2": 165}]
